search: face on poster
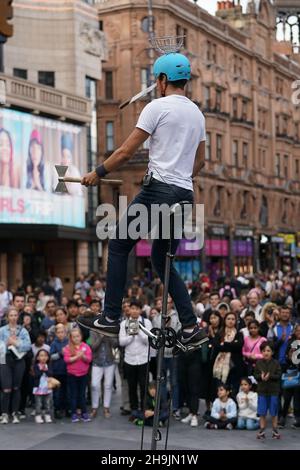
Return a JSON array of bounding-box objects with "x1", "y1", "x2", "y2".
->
[{"x1": 0, "y1": 108, "x2": 86, "y2": 228}]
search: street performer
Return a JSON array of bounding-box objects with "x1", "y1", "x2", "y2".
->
[{"x1": 77, "y1": 51, "x2": 206, "y2": 351}]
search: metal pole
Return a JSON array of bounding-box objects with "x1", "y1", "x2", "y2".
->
[{"x1": 150, "y1": 212, "x2": 174, "y2": 450}]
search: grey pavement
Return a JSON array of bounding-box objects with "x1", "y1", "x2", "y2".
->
[{"x1": 0, "y1": 388, "x2": 299, "y2": 451}]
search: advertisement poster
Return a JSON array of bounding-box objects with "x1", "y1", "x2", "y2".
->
[{"x1": 0, "y1": 108, "x2": 86, "y2": 228}]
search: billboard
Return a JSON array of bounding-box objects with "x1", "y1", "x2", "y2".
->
[{"x1": 0, "y1": 108, "x2": 86, "y2": 228}]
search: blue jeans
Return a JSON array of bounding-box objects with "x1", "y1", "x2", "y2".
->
[
  {"x1": 161, "y1": 357, "x2": 179, "y2": 411},
  {"x1": 67, "y1": 374, "x2": 88, "y2": 415},
  {"x1": 237, "y1": 417, "x2": 259, "y2": 430},
  {"x1": 104, "y1": 179, "x2": 195, "y2": 327}
]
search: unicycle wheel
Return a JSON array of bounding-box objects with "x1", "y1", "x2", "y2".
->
[
  {"x1": 149, "y1": 328, "x2": 165, "y2": 350},
  {"x1": 164, "y1": 327, "x2": 177, "y2": 348}
]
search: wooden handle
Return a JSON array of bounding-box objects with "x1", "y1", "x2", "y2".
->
[
  {"x1": 61, "y1": 177, "x2": 122, "y2": 185},
  {"x1": 119, "y1": 99, "x2": 130, "y2": 110}
]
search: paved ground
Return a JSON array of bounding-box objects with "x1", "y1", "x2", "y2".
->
[{"x1": 0, "y1": 388, "x2": 299, "y2": 451}]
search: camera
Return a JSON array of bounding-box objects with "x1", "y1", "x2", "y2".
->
[{"x1": 127, "y1": 318, "x2": 139, "y2": 336}]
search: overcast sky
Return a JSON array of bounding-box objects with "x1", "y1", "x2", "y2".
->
[{"x1": 195, "y1": 0, "x2": 249, "y2": 15}]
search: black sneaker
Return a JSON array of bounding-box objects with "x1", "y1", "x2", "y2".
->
[
  {"x1": 180, "y1": 326, "x2": 209, "y2": 348},
  {"x1": 77, "y1": 314, "x2": 120, "y2": 336}
]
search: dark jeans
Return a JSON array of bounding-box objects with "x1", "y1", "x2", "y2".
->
[
  {"x1": 281, "y1": 386, "x2": 300, "y2": 419},
  {"x1": 67, "y1": 374, "x2": 88, "y2": 415},
  {"x1": 104, "y1": 180, "x2": 195, "y2": 327},
  {"x1": 161, "y1": 357, "x2": 179, "y2": 411},
  {"x1": 53, "y1": 374, "x2": 68, "y2": 412},
  {"x1": 204, "y1": 414, "x2": 237, "y2": 429},
  {"x1": 124, "y1": 362, "x2": 148, "y2": 411},
  {"x1": 178, "y1": 349, "x2": 201, "y2": 415},
  {"x1": 0, "y1": 356, "x2": 25, "y2": 414}
]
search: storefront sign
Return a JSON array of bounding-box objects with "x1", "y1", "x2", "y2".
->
[
  {"x1": 271, "y1": 236, "x2": 284, "y2": 243},
  {"x1": 233, "y1": 240, "x2": 253, "y2": 257},
  {"x1": 208, "y1": 225, "x2": 228, "y2": 236},
  {"x1": 235, "y1": 228, "x2": 254, "y2": 237},
  {"x1": 205, "y1": 239, "x2": 229, "y2": 257},
  {"x1": 278, "y1": 233, "x2": 296, "y2": 244},
  {"x1": 136, "y1": 238, "x2": 202, "y2": 257}
]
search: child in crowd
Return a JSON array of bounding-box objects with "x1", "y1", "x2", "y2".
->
[
  {"x1": 204, "y1": 384, "x2": 237, "y2": 430},
  {"x1": 50, "y1": 323, "x2": 69, "y2": 419},
  {"x1": 63, "y1": 328, "x2": 92, "y2": 423},
  {"x1": 32, "y1": 349, "x2": 53, "y2": 424},
  {"x1": 236, "y1": 377, "x2": 259, "y2": 430},
  {"x1": 134, "y1": 381, "x2": 169, "y2": 427},
  {"x1": 254, "y1": 341, "x2": 282, "y2": 439},
  {"x1": 32, "y1": 332, "x2": 50, "y2": 358}
]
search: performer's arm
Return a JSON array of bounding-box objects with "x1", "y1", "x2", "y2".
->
[
  {"x1": 192, "y1": 141, "x2": 205, "y2": 178},
  {"x1": 81, "y1": 128, "x2": 149, "y2": 186}
]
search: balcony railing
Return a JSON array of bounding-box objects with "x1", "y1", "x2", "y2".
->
[{"x1": 0, "y1": 74, "x2": 92, "y2": 123}]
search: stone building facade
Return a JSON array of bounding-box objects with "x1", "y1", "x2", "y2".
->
[{"x1": 96, "y1": 0, "x2": 300, "y2": 280}]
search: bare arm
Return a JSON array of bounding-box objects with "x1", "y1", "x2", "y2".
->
[
  {"x1": 81, "y1": 128, "x2": 150, "y2": 186},
  {"x1": 192, "y1": 141, "x2": 205, "y2": 178}
]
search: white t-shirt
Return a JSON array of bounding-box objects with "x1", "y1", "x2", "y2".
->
[{"x1": 136, "y1": 95, "x2": 206, "y2": 191}]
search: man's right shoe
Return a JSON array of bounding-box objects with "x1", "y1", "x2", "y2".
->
[{"x1": 77, "y1": 314, "x2": 120, "y2": 336}]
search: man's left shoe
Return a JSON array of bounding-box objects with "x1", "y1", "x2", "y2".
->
[
  {"x1": 173, "y1": 326, "x2": 209, "y2": 355},
  {"x1": 77, "y1": 314, "x2": 120, "y2": 336}
]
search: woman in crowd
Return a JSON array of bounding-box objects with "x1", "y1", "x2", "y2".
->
[
  {"x1": 47, "y1": 307, "x2": 74, "y2": 343},
  {"x1": 212, "y1": 312, "x2": 244, "y2": 397},
  {"x1": 90, "y1": 331, "x2": 118, "y2": 418},
  {"x1": 259, "y1": 303, "x2": 278, "y2": 339},
  {"x1": 0, "y1": 307, "x2": 31, "y2": 424}
]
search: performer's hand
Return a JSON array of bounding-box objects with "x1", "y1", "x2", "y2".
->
[
  {"x1": 145, "y1": 410, "x2": 154, "y2": 418},
  {"x1": 81, "y1": 170, "x2": 100, "y2": 186}
]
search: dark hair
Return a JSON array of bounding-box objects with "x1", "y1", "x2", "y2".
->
[
  {"x1": 248, "y1": 319, "x2": 260, "y2": 330},
  {"x1": 217, "y1": 383, "x2": 231, "y2": 393},
  {"x1": 240, "y1": 377, "x2": 252, "y2": 387},
  {"x1": 208, "y1": 310, "x2": 223, "y2": 326},
  {"x1": 210, "y1": 291, "x2": 220, "y2": 299},
  {"x1": 244, "y1": 309, "x2": 256, "y2": 319},
  {"x1": 281, "y1": 305, "x2": 291, "y2": 312},
  {"x1": 26, "y1": 137, "x2": 45, "y2": 190},
  {"x1": 130, "y1": 300, "x2": 142, "y2": 309},
  {"x1": 158, "y1": 73, "x2": 187, "y2": 89},
  {"x1": 35, "y1": 348, "x2": 50, "y2": 363},
  {"x1": 260, "y1": 340, "x2": 274, "y2": 353},
  {"x1": 67, "y1": 300, "x2": 79, "y2": 308},
  {"x1": 13, "y1": 292, "x2": 25, "y2": 301},
  {"x1": 27, "y1": 294, "x2": 37, "y2": 302},
  {"x1": 36, "y1": 331, "x2": 47, "y2": 340},
  {"x1": 90, "y1": 299, "x2": 101, "y2": 306},
  {"x1": 148, "y1": 381, "x2": 156, "y2": 390},
  {"x1": 46, "y1": 300, "x2": 56, "y2": 308}
]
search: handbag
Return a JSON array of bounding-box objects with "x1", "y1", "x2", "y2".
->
[{"x1": 281, "y1": 369, "x2": 300, "y2": 389}]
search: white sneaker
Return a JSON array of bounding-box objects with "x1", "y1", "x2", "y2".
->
[
  {"x1": 35, "y1": 415, "x2": 44, "y2": 424},
  {"x1": 12, "y1": 413, "x2": 20, "y2": 424},
  {"x1": 181, "y1": 413, "x2": 193, "y2": 424},
  {"x1": 1, "y1": 414, "x2": 9, "y2": 424},
  {"x1": 44, "y1": 414, "x2": 52, "y2": 423},
  {"x1": 190, "y1": 415, "x2": 198, "y2": 427}
]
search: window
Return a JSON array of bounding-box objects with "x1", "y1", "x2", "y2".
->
[
  {"x1": 205, "y1": 132, "x2": 211, "y2": 160},
  {"x1": 276, "y1": 77, "x2": 283, "y2": 95},
  {"x1": 85, "y1": 76, "x2": 96, "y2": 100},
  {"x1": 105, "y1": 71, "x2": 113, "y2": 100},
  {"x1": 282, "y1": 116, "x2": 288, "y2": 135},
  {"x1": 242, "y1": 99, "x2": 248, "y2": 121},
  {"x1": 141, "y1": 68, "x2": 150, "y2": 91},
  {"x1": 258, "y1": 67, "x2": 262, "y2": 86},
  {"x1": 284, "y1": 154, "x2": 289, "y2": 179},
  {"x1": 275, "y1": 115, "x2": 280, "y2": 135},
  {"x1": 233, "y1": 55, "x2": 238, "y2": 75},
  {"x1": 106, "y1": 122, "x2": 114, "y2": 152},
  {"x1": 296, "y1": 159, "x2": 300, "y2": 177},
  {"x1": 207, "y1": 40, "x2": 217, "y2": 62},
  {"x1": 262, "y1": 149, "x2": 266, "y2": 168},
  {"x1": 262, "y1": 110, "x2": 267, "y2": 131},
  {"x1": 13, "y1": 68, "x2": 27, "y2": 80},
  {"x1": 238, "y1": 57, "x2": 243, "y2": 77},
  {"x1": 243, "y1": 142, "x2": 248, "y2": 168},
  {"x1": 232, "y1": 140, "x2": 239, "y2": 167},
  {"x1": 216, "y1": 88, "x2": 222, "y2": 112},
  {"x1": 275, "y1": 153, "x2": 280, "y2": 177},
  {"x1": 38, "y1": 71, "x2": 55, "y2": 87},
  {"x1": 232, "y1": 97, "x2": 238, "y2": 119},
  {"x1": 204, "y1": 86, "x2": 211, "y2": 109},
  {"x1": 216, "y1": 134, "x2": 222, "y2": 161},
  {"x1": 99, "y1": 20, "x2": 103, "y2": 31},
  {"x1": 176, "y1": 25, "x2": 187, "y2": 48}
]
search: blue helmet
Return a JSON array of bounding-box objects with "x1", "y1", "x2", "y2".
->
[{"x1": 153, "y1": 53, "x2": 191, "y2": 81}]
